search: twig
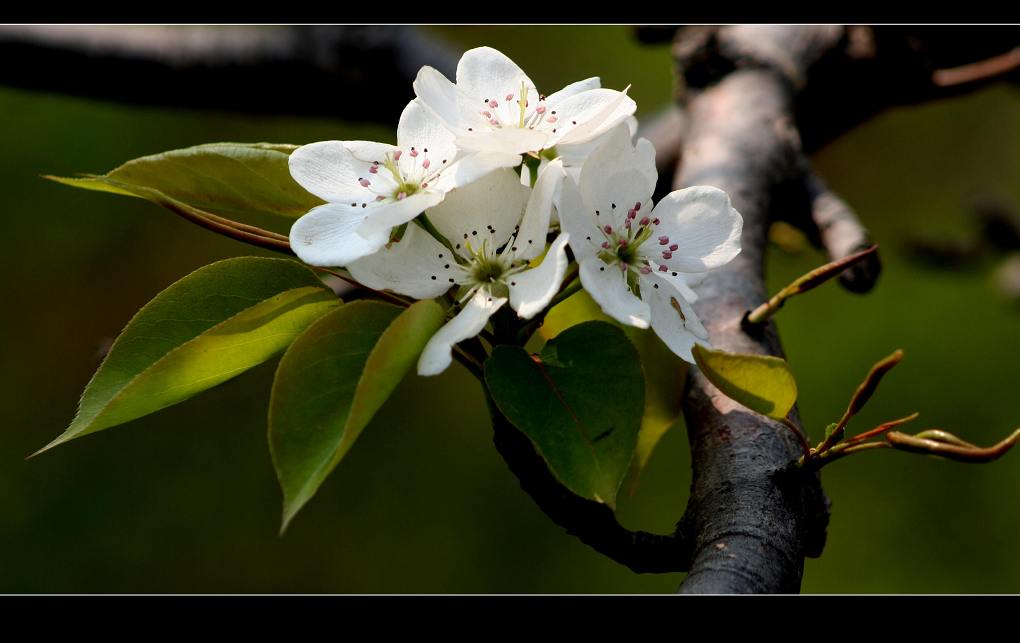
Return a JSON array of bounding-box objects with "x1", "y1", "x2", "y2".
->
[
  {"x1": 932, "y1": 47, "x2": 1020, "y2": 87},
  {"x1": 744, "y1": 244, "x2": 879, "y2": 326}
]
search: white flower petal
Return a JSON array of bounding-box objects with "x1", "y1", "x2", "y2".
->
[
  {"x1": 356, "y1": 191, "x2": 445, "y2": 236},
  {"x1": 455, "y1": 127, "x2": 549, "y2": 156},
  {"x1": 430, "y1": 151, "x2": 522, "y2": 193},
  {"x1": 641, "y1": 272, "x2": 710, "y2": 363},
  {"x1": 424, "y1": 168, "x2": 529, "y2": 255},
  {"x1": 546, "y1": 88, "x2": 637, "y2": 147},
  {"x1": 289, "y1": 141, "x2": 385, "y2": 204},
  {"x1": 578, "y1": 125, "x2": 657, "y2": 204},
  {"x1": 343, "y1": 141, "x2": 400, "y2": 162},
  {"x1": 346, "y1": 223, "x2": 456, "y2": 299},
  {"x1": 642, "y1": 186, "x2": 743, "y2": 273},
  {"x1": 395, "y1": 100, "x2": 459, "y2": 178},
  {"x1": 624, "y1": 115, "x2": 638, "y2": 137},
  {"x1": 289, "y1": 203, "x2": 389, "y2": 267},
  {"x1": 509, "y1": 233, "x2": 570, "y2": 319},
  {"x1": 578, "y1": 259, "x2": 650, "y2": 329},
  {"x1": 579, "y1": 167, "x2": 655, "y2": 232},
  {"x1": 651, "y1": 268, "x2": 706, "y2": 303},
  {"x1": 418, "y1": 289, "x2": 507, "y2": 376},
  {"x1": 555, "y1": 121, "x2": 627, "y2": 170},
  {"x1": 557, "y1": 176, "x2": 603, "y2": 262},
  {"x1": 515, "y1": 159, "x2": 565, "y2": 261},
  {"x1": 456, "y1": 47, "x2": 535, "y2": 109},
  {"x1": 545, "y1": 77, "x2": 601, "y2": 107},
  {"x1": 413, "y1": 65, "x2": 468, "y2": 131}
]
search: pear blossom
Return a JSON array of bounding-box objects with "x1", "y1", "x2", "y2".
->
[
  {"x1": 557, "y1": 131, "x2": 743, "y2": 363},
  {"x1": 413, "y1": 46, "x2": 637, "y2": 158},
  {"x1": 288, "y1": 99, "x2": 519, "y2": 267},
  {"x1": 346, "y1": 169, "x2": 570, "y2": 376},
  {"x1": 515, "y1": 120, "x2": 652, "y2": 256}
]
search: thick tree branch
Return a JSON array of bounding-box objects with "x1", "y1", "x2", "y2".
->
[
  {"x1": 667, "y1": 25, "x2": 1020, "y2": 594},
  {"x1": 488, "y1": 395, "x2": 692, "y2": 574},
  {"x1": 0, "y1": 25, "x2": 457, "y2": 121}
]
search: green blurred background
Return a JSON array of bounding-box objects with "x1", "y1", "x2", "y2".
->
[{"x1": 3, "y1": 26, "x2": 1019, "y2": 593}]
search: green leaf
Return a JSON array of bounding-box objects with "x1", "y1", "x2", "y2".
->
[
  {"x1": 45, "y1": 142, "x2": 323, "y2": 220},
  {"x1": 485, "y1": 321, "x2": 645, "y2": 508},
  {"x1": 691, "y1": 344, "x2": 798, "y2": 420},
  {"x1": 39, "y1": 257, "x2": 338, "y2": 454},
  {"x1": 538, "y1": 290, "x2": 686, "y2": 496},
  {"x1": 269, "y1": 299, "x2": 445, "y2": 531}
]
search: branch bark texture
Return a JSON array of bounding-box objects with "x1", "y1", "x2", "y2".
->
[{"x1": 668, "y1": 25, "x2": 1020, "y2": 593}]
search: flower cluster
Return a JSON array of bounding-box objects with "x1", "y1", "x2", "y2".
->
[{"x1": 288, "y1": 46, "x2": 743, "y2": 374}]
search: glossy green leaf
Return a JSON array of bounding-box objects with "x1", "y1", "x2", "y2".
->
[
  {"x1": 691, "y1": 344, "x2": 798, "y2": 420},
  {"x1": 538, "y1": 290, "x2": 686, "y2": 495},
  {"x1": 45, "y1": 142, "x2": 323, "y2": 220},
  {"x1": 39, "y1": 257, "x2": 338, "y2": 454},
  {"x1": 269, "y1": 300, "x2": 445, "y2": 531},
  {"x1": 485, "y1": 321, "x2": 645, "y2": 508}
]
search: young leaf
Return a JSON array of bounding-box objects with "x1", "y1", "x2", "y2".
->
[
  {"x1": 485, "y1": 321, "x2": 645, "y2": 508},
  {"x1": 45, "y1": 142, "x2": 323, "y2": 220},
  {"x1": 269, "y1": 300, "x2": 445, "y2": 531},
  {"x1": 38, "y1": 257, "x2": 338, "y2": 454},
  {"x1": 538, "y1": 290, "x2": 686, "y2": 495},
  {"x1": 691, "y1": 344, "x2": 798, "y2": 421}
]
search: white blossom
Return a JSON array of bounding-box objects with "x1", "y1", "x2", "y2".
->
[
  {"x1": 413, "y1": 46, "x2": 637, "y2": 158},
  {"x1": 558, "y1": 131, "x2": 743, "y2": 362},
  {"x1": 288, "y1": 99, "x2": 518, "y2": 267},
  {"x1": 346, "y1": 169, "x2": 570, "y2": 376}
]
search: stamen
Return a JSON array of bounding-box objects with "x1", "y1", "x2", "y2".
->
[
  {"x1": 658, "y1": 236, "x2": 670, "y2": 245},
  {"x1": 662, "y1": 251, "x2": 673, "y2": 259},
  {"x1": 536, "y1": 105, "x2": 546, "y2": 114},
  {"x1": 359, "y1": 178, "x2": 371, "y2": 187},
  {"x1": 640, "y1": 266, "x2": 652, "y2": 274},
  {"x1": 634, "y1": 201, "x2": 642, "y2": 210},
  {"x1": 394, "y1": 150, "x2": 402, "y2": 161},
  {"x1": 422, "y1": 159, "x2": 431, "y2": 169},
  {"x1": 604, "y1": 225, "x2": 613, "y2": 234},
  {"x1": 658, "y1": 265, "x2": 668, "y2": 272},
  {"x1": 409, "y1": 148, "x2": 418, "y2": 157},
  {"x1": 639, "y1": 217, "x2": 650, "y2": 226},
  {"x1": 368, "y1": 165, "x2": 379, "y2": 174},
  {"x1": 488, "y1": 99, "x2": 499, "y2": 108},
  {"x1": 669, "y1": 244, "x2": 678, "y2": 251}
]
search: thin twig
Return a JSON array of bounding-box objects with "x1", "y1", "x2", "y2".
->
[
  {"x1": 744, "y1": 245, "x2": 879, "y2": 325},
  {"x1": 933, "y1": 47, "x2": 1020, "y2": 87}
]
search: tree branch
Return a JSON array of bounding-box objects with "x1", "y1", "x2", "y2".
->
[
  {"x1": 487, "y1": 393, "x2": 693, "y2": 574},
  {"x1": 0, "y1": 25, "x2": 457, "y2": 121},
  {"x1": 666, "y1": 24, "x2": 1020, "y2": 594}
]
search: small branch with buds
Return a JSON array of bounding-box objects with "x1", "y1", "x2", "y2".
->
[{"x1": 799, "y1": 350, "x2": 1020, "y2": 470}]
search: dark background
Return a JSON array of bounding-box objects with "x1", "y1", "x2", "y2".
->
[{"x1": 2, "y1": 25, "x2": 1019, "y2": 593}]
